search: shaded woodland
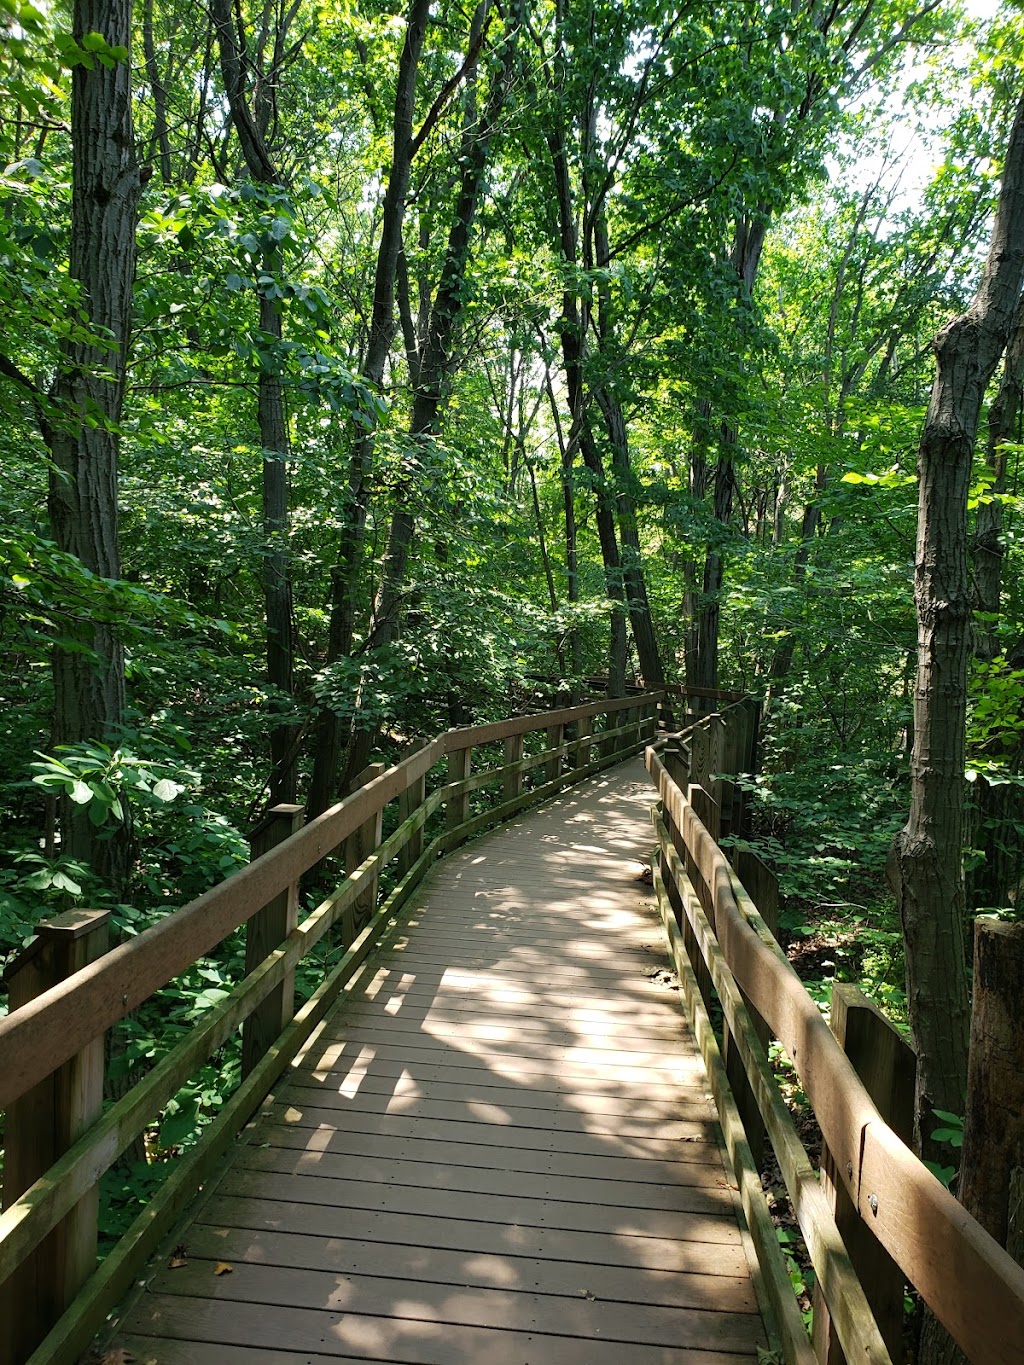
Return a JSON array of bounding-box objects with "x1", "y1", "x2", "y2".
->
[{"x1": 2, "y1": 1, "x2": 1024, "y2": 1356}]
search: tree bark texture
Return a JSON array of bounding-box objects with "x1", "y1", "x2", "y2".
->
[
  {"x1": 690, "y1": 217, "x2": 765, "y2": 692},
  {"x1": 917, "y1": 917, "x2": 1024, "y2": 1365},
  {"x1": 889, "y1": 91, "x2": 1024, "y2": 1162},
  {"x1": 592, "y1": 209, "x2": 665, "y2": 693},
  {"x1": 973, "y1": 292, "x2": 1024, "y2": 659},
  {"x1": 545, "y1": 118, "x2": 627, "y2": 695},
  {"x1": 48, "y1": 0, "x2": 140, "y2": 883},
  {"x1": 306, "y1": 0, "x2": 431, "y2": 820},
  {"x1": 345, "y1": 2, "x2": 513, "y2": 782},
  {"x1": 212, "y1": 0, "x2": 298, "y2": 803}
]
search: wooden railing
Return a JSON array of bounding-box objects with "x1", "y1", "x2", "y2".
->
[
  {"x1": 647, "y1": 725, "x2": 1024, "y2": 1365},
  {"x1": 0, "y1": 691, "x2": 662, "y2": 1365}
]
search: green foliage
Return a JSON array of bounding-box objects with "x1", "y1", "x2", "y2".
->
[
  {"x1": 30, "y1": 742, "x2": 186, "y2": 829},
  {"x1": 925, "y1": 1110, "x2": 964, "y2": 1189}
]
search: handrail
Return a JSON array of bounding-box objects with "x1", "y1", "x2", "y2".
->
[
  {"x1": 0, "y1": 691, "x2": 662, "y2": 1365},
  {"x1": 646, "y1": 739, "x2": 1024, "y2": 1364},
  {"x1": 0, "y1": 692, "x2": 654, "y2": 1110}
]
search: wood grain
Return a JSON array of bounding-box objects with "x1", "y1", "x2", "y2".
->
[{"x1": 104, "y1": 760, "x2": 766, "y2": 1364}]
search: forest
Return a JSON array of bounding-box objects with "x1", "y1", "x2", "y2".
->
[{"x1": 2, "y1": 0, "x2": 1024, "y2": 1355}]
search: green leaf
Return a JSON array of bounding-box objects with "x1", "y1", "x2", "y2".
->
[{"x1": 69, "y1": 779, "x2": 92, "y2": 804}]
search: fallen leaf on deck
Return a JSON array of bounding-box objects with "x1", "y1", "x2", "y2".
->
[
  {"x1": 168, "y1": 1256, "x2": 187, "y2": 1269},
  {"x1": 99, "y1": 1350, "x2": 135, "y2": 1365},
  {"x1": 214, "y1": 1261, "x2": 234, "y2": 1275}
]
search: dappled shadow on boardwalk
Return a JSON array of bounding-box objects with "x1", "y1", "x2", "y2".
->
[{"x1": 111, "y1": 762, "x2": 768, "y2": 1365}]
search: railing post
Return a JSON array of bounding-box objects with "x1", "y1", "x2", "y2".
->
[
  {"x1": 574, "y1": 714, "x2": 592, "y2": 771},
  {"x1": 545, "y1": 722, "x2": 564, "y2": 783},
  {"x1": 447, "y1": 743, "x2": 472, "y2": 845},
  {"x1": 344, "y1": 763, "x2": 386, "y2": 937},
  {"x1": 243, "y1": 803, "x2": 303, "y2": 1077},
  {"x1": 600, "y1": 708, "x2": 617, "y2": 759},
  {"x1": 503, "y1": 732, "x2": 524, "y2": 801},
  {"x1": 664, "y1": 745, "x2": 689, "y2": 791},
  {"x1": 1, "y1": 908, "x2": 110, "y2": 1364},
  {"x1": 397, "y1": 741, "x2": 428, "y2": 877},
  {"x1": 812, "y1": 984, "x2": 915, "y2": 1365}
]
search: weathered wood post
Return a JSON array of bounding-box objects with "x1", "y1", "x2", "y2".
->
[
  {"x1": 545, "y1": 721, "x2": 564, "y2": 784},
  {"x1": 956, "y1": 917, "x2": 1024, "y2": 1253},
  {"x1": 344, "y1": 763, "x2": 386, "y2": 936},
  {"x1": 446, "y1": 742, "x2": 472, "y2": 848},
  {"x1": 812, "y1": 984, "x2": 915, "y2": 1365},
  {"x1": 1, "y1": 909, "x2": 110, "y2": 1364},
  {"x1": 244, "y1": 803, "x2": 303, "y2": 1076},
  {"x1": 573, "y1": 714, "x2": 592, "y2": 771},
  {"x1": 397, "y1": 740, "x2": 428, "y2": 877},
  {"x1": 503, "y1": 732, "x2": 524, "y2": 801}
]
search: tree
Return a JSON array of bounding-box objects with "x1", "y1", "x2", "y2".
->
[
  {"x1": 212, "y1": 0, "x2": 303, "y2": 804},
  {"x1": 46, "y1": 3, "x2": 140, "y2": 887},
  {"x1": 888, "y1": 89, "x2": 1024, "y2": 1162}
]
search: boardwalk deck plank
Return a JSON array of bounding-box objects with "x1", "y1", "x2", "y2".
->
[{"x1": 106, "y1": 760, "x2": 767, "y2": 1363}]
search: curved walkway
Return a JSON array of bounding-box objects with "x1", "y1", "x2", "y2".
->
[{"x1": 108, "y1": 760, "x2": 768, "y2": 1364}]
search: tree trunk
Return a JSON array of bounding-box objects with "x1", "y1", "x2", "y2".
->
[
  {"x1": 690, "y1": 220, "x2": 765, "y2": 692},
  {"x1": 212, "y1": 0, "x2": 299, "y2": 804},
  {"x1": 973, "y1": 295, "x2": 1024, "y2": 659},
  {"x1": 306, "y1": 0, "x2": 432, "y2": 821},
  {"x1": 345, "y1": 2, "x2": 514, "y2": 782},
  {"x1": 917, "y1": 917, "x2": 1024, "y2": 1365},
  {"x1": 48, "y1": 0, "x2": 140, "y2": 890},
  {"x1": 592, "y1": 210, "x2": 665, "y2": 693},
  {"x1": 544, "y1": 117, "x2": 627, "y2": 695},
  {"x1": 888, "y1": 92, "x2": 1024, "y2": 1175},
  {"x1": 693, "y1": 445, "x2": 735, "y2": 691}
]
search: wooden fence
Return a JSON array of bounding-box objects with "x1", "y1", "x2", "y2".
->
[
  {"x1": 647, "y1": 726, "x2": 1024, "y2": 1365},
  {"x1": 0, "y1": 692, "x2": 663, "y2": 1365}
]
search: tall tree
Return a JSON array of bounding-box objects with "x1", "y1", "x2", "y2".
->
[
  {"x1": 888, "y1": 89, "x2": 1024, "y2": 1160},
  {"x1": 344, "y1": 0, "x2": 519, "y2": 782},
  {"x1": 47, "y1": 1, "x2": 141, "y2": 886},
  {"x1": 212, "y1": 0, "x2": 301, "y2": 804},
  {"x1": 306, "y1": 0, "x2": 434, "y2": 820}
]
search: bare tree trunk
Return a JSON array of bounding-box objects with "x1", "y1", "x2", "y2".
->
[
  {"x1": 48, "y1": 0, "x2": 140, "y2": 890},
  {"x1": 888, "y1": 93, "x2": 1024, "y2": 1178},
  {"x1": 345, "y1": 2, "x2": 515, "y2": 781},
  {"x1": 690, "y1": 221, "x2": 766, "y2": 692},
  {"x1": 212, "y1": 0, "x2": 299, "y2": 804},
  {"x1": 306, "y1": 0, "x2": 432, "y2": 820},
  {"x1": 973, "y1": 295, "x2": 1024, "y2": 658},
  {"x1": 965, "y1": 300, "x2": 1024, "y2": 915},
  {"x1": 591, "y1": 210, "x2": 665, "y2": 692}
]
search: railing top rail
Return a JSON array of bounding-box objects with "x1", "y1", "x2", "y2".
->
[
  {"x1": 645, "y1": 742, "x2": 1024, "y2": 1364},
  {"x1": 0, "y1": 692, "x2": 664, "y2": 1113}
]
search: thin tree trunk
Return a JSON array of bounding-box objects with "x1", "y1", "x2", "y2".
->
[
  {"x1": 690, "y1": 220, "x2": 766, "y2": 692},
  {"x1": 543, "y1": 359, "x2": 583, "y2": 682},
  {"x1": 592, "y1": 209, "x2": 665, "y2": 692},
  {"x1": 965, "y1": 298, "x2": 1024, "y2": 913},
  {"x1": 345, "y1": 2, "x2": 514, "y2": 781},
  {"x1": 545, "y1": 117, "x2": 627, "y2": 695},
  {"x1": 212, "y1": 0, "x2": 299, "y2": 803},
  {"x1": 973, "y1": 294, "x2": 1024, "y2": 658},
  {"x1": 306, "y1": 0, "x2": 432, "y2": 820}
]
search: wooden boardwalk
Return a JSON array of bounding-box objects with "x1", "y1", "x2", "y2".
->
[{"x1": 107, "y1": 760, "x2": 768, "y2": 1364}]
